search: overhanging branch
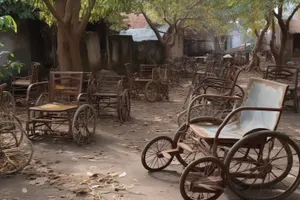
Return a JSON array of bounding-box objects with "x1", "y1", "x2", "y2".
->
[
  {"x1": 287, "y1": 3, "x2": 300, "y2": 29},
  {"x1": 78, "y1": 0, "x2": 96, "y2": 36},
  {"x1": 42, "y1": 0, "x2": 64, "y2": 25},
  {"x1": 141, "y1": 11, "x2": 164, "y2": 44},
  {"x1": 64, "y1": 0, "x2": 74, "y2": 23}
]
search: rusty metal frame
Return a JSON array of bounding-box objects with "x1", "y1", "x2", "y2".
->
[
  {"x1": 24, "y1": 72, "x2": 86, "y2": 138},
  {"x1": 87, "y1": 75, "x2": 130, "y2": 122},
  {"x1": 264, "y1": 65, "x2": 299, "y2": 112}
]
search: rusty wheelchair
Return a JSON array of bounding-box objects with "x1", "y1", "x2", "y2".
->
[
  {"x1": 141, "y1": 78, "x2": 300, "y2": 200},
  {"x1": 22, "y1": 72, "x2": 96, "y2": 145},
  {"x1": 0, "y1": 83, "x2": 33, "y2": 175}
]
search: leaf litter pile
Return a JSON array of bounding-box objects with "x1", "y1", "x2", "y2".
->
[
  {"x1": 21, "y1": 159, "x2": 143, "y2": 200},
  {"x1": 0, "y1": 121, "x2": 33, "y2": 175}
]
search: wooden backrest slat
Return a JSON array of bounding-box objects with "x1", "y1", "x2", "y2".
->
[{"x1": 49, "y1": 72, "x2": 83, "y2": 103}]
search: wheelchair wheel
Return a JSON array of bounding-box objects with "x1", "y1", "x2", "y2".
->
[
  {"x1": 72, "y1": 104, "x2": 96, "y2": 145},
  {"x1": 225, "y1": 131, "x2": 300, "y2": 200},
  {"x1": 141, "y1": 136, "x2": 175, "y2": 171},
  {"x1": 145, "y1": 81, "x2": 159, "y2": 102},
  {"x1": 180, "y1": 156, "x2": 225, "y2": 200},
  {"x1": 0, "y1": 121, "x2": 33, "y2": 175}
]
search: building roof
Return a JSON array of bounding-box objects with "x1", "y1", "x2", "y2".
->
[
  {"x1": 124, "y1": 13, "x2": 148, "y2": 28},
  {"x1": 289, "y1": 20, "x2": 300, "y2": 34},
  {"x1": 119, "y1": 24, "x2": 169, "y2": 42}
]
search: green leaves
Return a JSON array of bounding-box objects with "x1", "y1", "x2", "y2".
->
[
  {"x1": 26, "y1": 0, "x2": 139, "y2": 30},
  {"x1": 0, "y1": 13, "x2": 23, "y2": 78},
  {"x1": 0, "y1": 0, "x2": 38, "y2": 20},
  {"x1": 0, "y1": 15, "x2": 17, "y2": 32},
  {"x1": 0, "y1": 51, "x2": 24, "y2": 78},
  {"x1": 141, "y1": 0, "x2": 235, "y2": 36}
]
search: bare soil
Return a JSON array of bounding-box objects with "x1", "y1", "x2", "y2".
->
[{"x1": 1, "y1": 71, "x2": 300, "y2": 200}]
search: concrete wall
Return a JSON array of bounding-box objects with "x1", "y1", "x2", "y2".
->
[
  {"x1": 134, "y1": 41, "x2": 163, "y2": 67},
  {"x1": 85, "y1": 31, "x2": 101, "y2": 73},
  {"x1": 168, "y1": 33, "x2": 184, "y2": 58},
  {"x1": 0, "y1": 20, "x2": 31, "y2": 74},
  {"x1": 184, "y1": 40, "x2": 214, "y2": 56},
  {"x1": 108, "y1": 35, "x2": 134, "y2": 74}
]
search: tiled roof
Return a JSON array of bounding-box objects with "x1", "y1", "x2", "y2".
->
[
  {"x1": 120, "y1": 24, "x2": 169, "y2": 42},
  {"x1": 124, "y1": 13, "x2": 148, "y2": 28}
]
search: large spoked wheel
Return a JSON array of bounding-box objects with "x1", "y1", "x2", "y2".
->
[
  {"x1": 174, "y1": 118, "x2": 222, "y2": 167},
  {"x1": 180, "y1": 156, "x2": 225, "y2": 200},
  {"x1": 0, "y1": 121, "x2": 33, "y2": 176},
  {"x1": 121, "y1": 89, "x2": 131, "y2": 122},
  {"x1": 0, "y1": 91, "x2": 16, "y2": 121},
  {"x1": 145, "y1": 81, "x2": 159, "y2": 102},
  {"x1": 141, "y1": 136, "x2": 175, "y2": 172},
  {"x1": 225, "y1": 131, "x2": 300, "y2": 200},
  {"x1": 72, "y1": 104, "x2": 96, "y2": 145}
]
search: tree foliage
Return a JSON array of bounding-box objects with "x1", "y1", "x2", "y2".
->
[
  {"x1": 142, "y1": 0, "x2": 234, "y2": 36},
  {"x1": 140, "y1": 0, "x2": 236, "y2": 60},
  {"x1": 28, "y1": 0, "x2": 139, "y2": 30},
  {"x1": 22, "y1": 0, "x2": 140, "y2": 71},
  {"x1": 0, "y1": 15, "x2": 23, "y2": 79},
  {"x1": 0, "y1": 0, "x2": 38, "y2": 20}
]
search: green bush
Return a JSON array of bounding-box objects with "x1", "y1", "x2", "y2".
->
[{"x1": 0, "y1": 15, "x2": 23, "y2": 80}]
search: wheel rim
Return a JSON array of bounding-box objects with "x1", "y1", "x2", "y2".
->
[
  {"x1": 72, "y1": 105, "x2": 96, "y2": 145},
  {"x1": 0, "y1": 91, "x2": 16, "y2": 121},
  {"x1": 0, "y1": 121, "x2": 33, "y2": 175},
  {"x1": 180, "y1": 157, "x2": 225, "y2": 200},
  {"x1": 145, "y1": 81, "x2": 158, "y2": 102},
  {"x1": 225, "y1": 132, "x2": 300, "y2": 200},
  {"x1": 141, "y1": 136, "x2": 174, "y2": 171}
]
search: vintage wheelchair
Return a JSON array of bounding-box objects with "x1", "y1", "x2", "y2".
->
[{"x1": 141, "y1": 78, "x2": 300, "y2": 200}]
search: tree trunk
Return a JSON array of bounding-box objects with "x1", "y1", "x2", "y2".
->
[
  {"x1": 106, "y1": 27, "x2": 112, "y2": 70},
  {"x1": 270, "y1": 17, "x2": 279, "y2": 65},
  {"x1": 272, "y1": 31, "x2": 287, "y2": 66},
  {"x1": 278, "y1": 32, "x2": 287, "y2": 65},
  {"x1": 68, "y1": 36, "x2": 82, "y2": 71},
  {"x1": 272, "y1": 5, "x2": 299, "y2": 66},
  {"x1": 246, "y1": 29, "x2": 268, "y2": 70},
  {"x1": 214, "y1": 37, "x2": 221, "y2": 53},
  {"x1": 53, "y1": 0, "x2": 85, "y2": 71},
  {"x1": 57, "y1": 25, "x2": 71, "y2": 71},
  {"x1": 56, "y1": 0, "x2": 72, "y2": 71}
]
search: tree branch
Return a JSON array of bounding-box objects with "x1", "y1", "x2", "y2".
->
[
  {"x1": 63, "y1": 0, "x2": 74, "y2": 23},
  {"x1": 141, "y1": 11, "x2": 164, "y2": 45},
  {"x1": 42, "y1": 0, "x2": 64, "y2": 25},
  {"x1": 278, "y1": 4, "x2": 283, "y2": 18},
  {"x1": 188, "y1": 0, "x2": 203, "y2": 10},
  {"x1": 287, "y1": 3, "x2": 300, "y2": 28},
  {"x1": 270, "y1": 15, "x2": 279, "y2": 58},
  {"x1": 273, "y1": 8, "x2": 287, "y2": 33},
  {"x1": 165, "y1": 27, "x2": 177, "y2": 47},
  {"x1": 72, "y1": 0, "x2": 81, "y2": 32},
  {"x1": 161, "y1": 8, "x2": 172, "y2": 25},
  {"x1": 254, "y1": 29, "x2": 259, "y2": 38},
  {"x1": 163, "y1": 17, "x2": 172, "y2": 26},
  {"x1": 78, "y1": 0, "x2": 96, "y2": 36}
]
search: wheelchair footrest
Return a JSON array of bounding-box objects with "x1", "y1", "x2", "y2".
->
[{"x1": 177, "y1": 142, "x2": 194, "y2": 152}]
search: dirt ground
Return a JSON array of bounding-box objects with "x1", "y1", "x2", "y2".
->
[{"x1": 1, "y1": 71, "x2": 300, "y2": 200}]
